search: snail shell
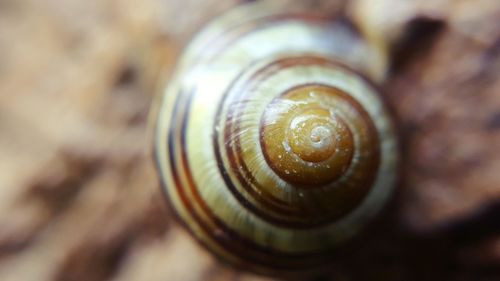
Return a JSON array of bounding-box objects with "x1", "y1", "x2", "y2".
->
[{"x1": 154, "y1": 1, "x2": 398, "y2": 273}]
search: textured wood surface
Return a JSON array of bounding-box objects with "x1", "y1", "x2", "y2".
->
[{"x1": 0, "y1": 0, "x2": 499, "y2": 280}]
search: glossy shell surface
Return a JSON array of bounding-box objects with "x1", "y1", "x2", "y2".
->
[{"x1": 155, "y1": 1, "x2": 398, "y2": 272}]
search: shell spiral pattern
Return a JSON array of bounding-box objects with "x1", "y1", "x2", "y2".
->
[{"x1": 154, "y1": 1, "x2": 398, "y2": 273}]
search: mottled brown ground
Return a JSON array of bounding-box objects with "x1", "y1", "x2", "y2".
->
[{"x1": 0, "y1": 0, "x2": 499, "y2": 280}]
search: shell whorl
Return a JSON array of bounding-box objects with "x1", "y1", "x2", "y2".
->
[
  {"x1": 155, "y1": 1, "x2": 398, "y2": 273},
  {"x1": 218, "y1": 56, "x2": 382, "y2": 228}
]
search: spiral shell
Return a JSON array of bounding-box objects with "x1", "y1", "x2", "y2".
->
[{"x1": 154, "y1": 1, "x2": 398, "y2": 273}]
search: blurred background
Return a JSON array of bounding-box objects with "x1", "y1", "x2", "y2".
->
[{"x1": 0, "y1": 0, "x2": 499, "y2": 280}]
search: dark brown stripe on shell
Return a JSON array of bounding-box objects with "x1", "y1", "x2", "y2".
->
[{"x1": 192, "y1": 13, "x2": 338, "y2": 67}]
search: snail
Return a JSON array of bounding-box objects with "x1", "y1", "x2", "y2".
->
[{"x1": 154, "y1": 1, "x2": 398, "y2": 274}]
